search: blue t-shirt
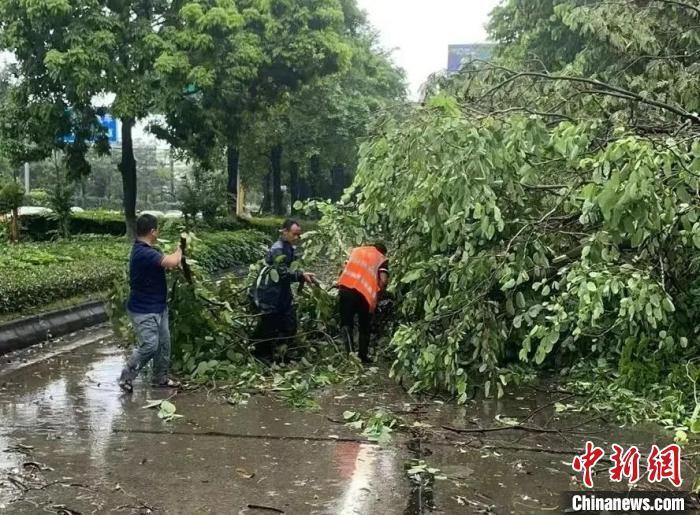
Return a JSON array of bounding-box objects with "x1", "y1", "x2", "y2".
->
[{"x1": 127, "y1": 241, "x2": 167, "y2": 314}]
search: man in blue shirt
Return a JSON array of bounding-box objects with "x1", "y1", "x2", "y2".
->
[
  {"x1": 250, "y1": 219, "x2": 316, "y2": 362},
  {"x1": 118, "y1": 214, "x2": 182, "y2": 393}
]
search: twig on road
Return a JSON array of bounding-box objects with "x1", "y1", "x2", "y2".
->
[{"x1": 247, "y1": 504, "x2": 285, "y2": 513}]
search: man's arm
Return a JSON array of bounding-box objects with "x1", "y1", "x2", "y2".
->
[{"x1": 160, "y1": 246, "x2": 183, "y2": 270}]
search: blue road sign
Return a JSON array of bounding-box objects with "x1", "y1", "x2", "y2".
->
[
  {"x1": 62, "y1": 114, "x2": 119, "y2": 144},
  {"x1": 100, "y1": 114, "x2": 118, "y2": 144}
]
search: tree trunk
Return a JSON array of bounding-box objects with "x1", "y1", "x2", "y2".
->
[
  {"x1": 169, "y1": 150, "x2": 175, "y2": 201},
  {"x1": 331, "y1": 163, "x2": 345, "y2": 200},
  {"x1": 10, "y1": 207, "x2": 18, "y2": 243},
  {"x1": 299, "y1": 176, "x2": 310, "y2": 201},
  {"x1": 270, "y1": 144, "x2": 283, "y2": 215},
  {"x1": 289, "y1": 161, "x2": 300, "y2": 214},
  {"x1": 261, "y1": 172, "x2": 272, "y2": 213},
  {"x1": 119, "y1": 117, "x2": 137, "y2": 240},
  {"x1": 309, "y1": 155, "x2": 321, "y2": 198},
  {"x1": 226, "y1": 145, "x2": 239, "y2": 215},
  {"x1": 80, "y1": 176, "x2": 87, "y2": 207}
]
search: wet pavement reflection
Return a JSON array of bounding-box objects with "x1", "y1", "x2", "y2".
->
[{"x1": 0, "y1": 331, "x2": 409, "y2": 514}]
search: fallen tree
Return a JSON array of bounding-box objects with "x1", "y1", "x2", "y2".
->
[{"x1": 297, "y1": 0, "x2": 700, "y2": 426}]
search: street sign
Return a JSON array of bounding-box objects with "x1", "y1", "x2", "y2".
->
[
  {"x1": 447, "y1": 44, "x2": 494, "y2": 72},
  {"x1": 100, "y1": 114, "x2": 118, "y2": 144},
  {"x1": 62, "y1": 114, "x2": 119, "y2": 144}
]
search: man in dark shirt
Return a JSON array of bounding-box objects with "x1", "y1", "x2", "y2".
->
[
  {"x1": 251, "y1": 219, "x2": 316, "y2": 362},
  {"x1": 118, "y1": 214, "x2": 182, "y2": 393}
]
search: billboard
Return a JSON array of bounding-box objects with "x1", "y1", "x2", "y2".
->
[{"x1": 447, "y1": 44, "x2": 494, "y2": 72}]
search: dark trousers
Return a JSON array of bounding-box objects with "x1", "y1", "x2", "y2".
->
[
  {"x1": 252, "y1": 307, "x2": 297, "y2": 361},
  {"x1": 338, "y1": 287, "x2": 372, "y2": 362}
]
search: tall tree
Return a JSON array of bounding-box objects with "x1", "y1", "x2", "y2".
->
[
  {"x1": 152, "y1": 0, "x2": 352, "y2": 214},
  {"x1": 241, "y1": 16, "x2": 406, "y2": 211},
  {"x1": 0, "y1": 0, "x2": 177, "y2": 238}
]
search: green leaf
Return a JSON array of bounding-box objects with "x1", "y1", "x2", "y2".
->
[
  {"x1": 662, "y1": 298, "x2": 675, "y2": 312},
  {"x1": 690, "y1": 419, "x2": 700, "y2": 434},
  {"x1": 401, "y1": 270, "x2": 421, "y2": 284},
  {"x1": 269, "y1": 269, "x2": 280, "y2": 283},
  {"x1": 142, "y1": 400, "x2": 163, "y2": 410},
  {"x1": 160, "y1": 400, "x2": 177, "y2": 415},
  {"x1": 502, "y1": 278, "x2": 516, "y2": 290}
]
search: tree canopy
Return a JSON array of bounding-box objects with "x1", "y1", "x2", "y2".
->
[{"x1": 0, "y1": 0, "x2": 371, "y2": 234}]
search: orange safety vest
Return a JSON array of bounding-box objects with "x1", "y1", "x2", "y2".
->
[{"x1": 337, "y1": 246, "x2": 386, "y2": 313}]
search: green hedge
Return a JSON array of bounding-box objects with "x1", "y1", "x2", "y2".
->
[
  {"x1": 0, "y1": 236, "x2": 127, "y2": 314},
  {"x1": 0, "y1": 230, "x2": 270, "y2": 315},
  {"x1": 19, "y1": 210, "x2": 126, "y2": 240},
  {"x1": 17, "y1": 212, "x2": 314, "y2": 242},
  {"x1": 73, "y1": 211, "x2": 126, "y2": 236},
  {"x1": 194, "y1": 230, "x2": 271, "y2": 272},
  {"x1": 211, "y1": 216, "x2": 318, "y2": 238}
]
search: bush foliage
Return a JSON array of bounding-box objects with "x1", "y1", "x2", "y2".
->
[{"x1": 0, "y1": 230, "x2": 270, "y2": 314}]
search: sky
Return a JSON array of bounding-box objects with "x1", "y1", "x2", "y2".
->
[{"x1": 356, "y1": 0, "x2": 502, "y2": 99}]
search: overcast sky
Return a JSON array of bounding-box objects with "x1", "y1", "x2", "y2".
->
[{"x1": 356, "y1": 0, "x2": 502, "y2": 99}]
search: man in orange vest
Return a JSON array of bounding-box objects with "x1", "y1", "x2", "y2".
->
[{"x1": 336, "y1": 243, "x2": 389, "y2": 364}]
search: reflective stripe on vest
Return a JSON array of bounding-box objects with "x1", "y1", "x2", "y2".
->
[{"x1": 337, "y1": 246, "x2": 385, "y2": 312}]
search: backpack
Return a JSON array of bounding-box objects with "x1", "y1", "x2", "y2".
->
[{"x1": 248, "y1": 263, "x2": 281, "y2": 314}]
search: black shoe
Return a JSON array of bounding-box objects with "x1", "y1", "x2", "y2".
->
[
  {"x1": 118, "y1": 378, "x2": 133, "y2": 393},
  {"x1": 151, "y1": 377, "x2": 181, "y2": 388}
]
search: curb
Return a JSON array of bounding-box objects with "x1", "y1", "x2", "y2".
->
[{"x1": 0, "y1": 300, "x2": 107, "y2": 355}]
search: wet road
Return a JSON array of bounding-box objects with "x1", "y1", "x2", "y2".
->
[
  {"x1": 0, "y1": 329, "x2": 408, "y2": 514},
  {"x1": 0, "y1": 327, "x2": 696, "y2": 514}
]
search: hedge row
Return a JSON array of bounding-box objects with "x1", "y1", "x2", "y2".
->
[
  {"x1": 210, "y1": 216, "x2": 318, "y2": 238},
  {"x1": 20, "y1": 211, "x2": 126, "y2": 240},
  {"x1": 0, "y1": 230, "x2": 271, "y2": 315},
  {"x1": 193, "y1": 230, "x2": 271, "y2": 272},
  {"x1": 17, "y1": 212, "x2": 307, "y2": 241},
  {"x1": 0, "y1": 236, "x2": 127, "y2": 314},
  {"x1": 16, "y1": 210, "x2": 318, "y2": 242}
]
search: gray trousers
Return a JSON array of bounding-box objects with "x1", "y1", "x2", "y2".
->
[{"x1": 120, "y1": 309, "x2": 171, "y2": 383}]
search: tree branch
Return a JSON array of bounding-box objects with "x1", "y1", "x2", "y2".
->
[
  {"x1": 651, "y1": 0, "x2": 700, "y2": 16},
  {"x1": 480, "y1": 106, "x2": 576, "y2": 122},
  {"x1": 478, "y1": 70, "x2": 700, "y2": 125}
]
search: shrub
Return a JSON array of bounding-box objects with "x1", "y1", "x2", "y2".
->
[
  {"x1": 19, "y1": 210, "x2": 126, "y2": 240},
  {"x1": 26, "y1": 190, "x2": 50, "y2": 207},
  {"x1": 0, "y1": 230, "x2": 270, "y2": 315}
]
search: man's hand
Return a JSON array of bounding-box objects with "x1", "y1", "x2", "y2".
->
[
  {"x1": 161, "y1": 245, "x2": 183, "y2": 270},
  {"x1": 303, "y1": 272, "x2": 319, "y2": 285}
]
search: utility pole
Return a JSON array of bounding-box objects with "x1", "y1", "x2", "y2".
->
[{"x1": 23, "y1": 162, "x2": 29, "y2": 192}]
